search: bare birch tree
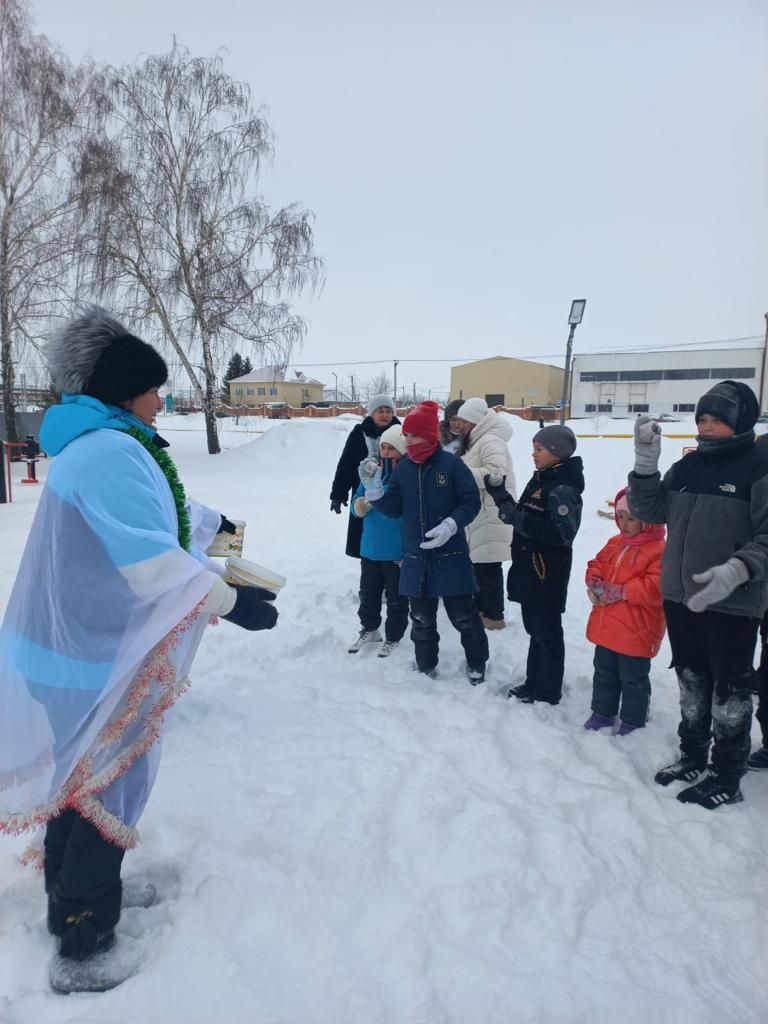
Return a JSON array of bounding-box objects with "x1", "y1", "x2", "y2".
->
[
  {"x1": 0, "y1": 0, "x2": 93, "y2": 442},
  {"x1": 77, "y1": 42, "x2": 323, "y2": 453}
]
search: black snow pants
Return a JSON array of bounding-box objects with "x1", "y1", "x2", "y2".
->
[
  {"x1": 409, "y1": 594, "x2": 489, "y2": 673},
  {"x1": 358, "y1": 557, "x2": 409, "y2": 642},
  {"x1": 664, "y1": 600, "x2": 758, "y2": 778}
]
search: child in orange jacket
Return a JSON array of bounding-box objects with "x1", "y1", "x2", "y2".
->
[{"x1": 584, "y1": 488, "x2": 666, "y2": 734}]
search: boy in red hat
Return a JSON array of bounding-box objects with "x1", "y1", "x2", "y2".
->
[{"x1": 358, "y1": 401, "x2": 489, "y2": 682}]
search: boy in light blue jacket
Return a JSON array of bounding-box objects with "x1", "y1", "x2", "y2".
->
[{"x1": 348, "y1": 425, "x2": 409, "y2": 657}]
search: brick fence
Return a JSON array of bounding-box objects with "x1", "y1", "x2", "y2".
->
[{"x1": 217, "y1": 404, "x2": 559, "y2": 421}]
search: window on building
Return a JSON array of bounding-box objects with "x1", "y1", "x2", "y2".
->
[
  {"x1": 711, "y1": 367, "x2": 756, "y2": 379},
  {"x1": 303, "y1": 389, "x2": 310, "y2": 398},
  {"x1": 269, "y1": 387, "x2": 278, "y2": 396},
  {"x1": 664, "y1": 367, "x2": 709, "y2": 381},
  {"x1": 673, "y1": 403, "x2": 696, "y2": 412},
  {"x1": 246, "y1": 388, "x2": 254, "y2": 396},
  {"x1": 485, "y1": 393, "x2": 504, "y2": 406},
  {"x1": 618, "y1": 369, "x2": 661, "y2": 382},
  {"x1": 585, "y1": 404, "x2": 596, "y2": 412},
  {"x1": 580, "y1": 371, "x2": 619, "y2": 383},
  {"x1": 628, "y1": 403, "x2": 649, "y2": 412},
  {"x1": 235, "y1": 387, "x2": 243, "y2": 396},
  {"x1": 598, "y1": 403, "x2": 613, "y2": 412},
  {"x1": 257, "y1": 387, "x2": 266, "y2": 396}
]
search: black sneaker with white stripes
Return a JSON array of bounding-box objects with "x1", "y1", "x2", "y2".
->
[
  {"x1": 676, "y1": 770, "x2": 744, "y2": 809},
  {"x1": 653, "y1": 758, "x2": 707, "y2": 787}
]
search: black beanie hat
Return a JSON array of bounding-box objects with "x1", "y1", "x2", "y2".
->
[
  {"x1": 695, "y1": 380, "x2": 758, "y2": 435},
  {"x1": 47, "y1": 306, "x2": 168, "y2": 406},
  {"x1": 85, "y1": 333, "x2": 168, "y2": 406}
]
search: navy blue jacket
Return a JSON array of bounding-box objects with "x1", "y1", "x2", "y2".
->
[{"x1": 370, "y1": 448, "x2": 481, "y2": 598}]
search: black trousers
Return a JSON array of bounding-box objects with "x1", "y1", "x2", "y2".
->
[
  {"x1": 664, "y1": 600, "x2": 758, "y2": 778},
  {"x1": 358, "y1": 557, "x2": 409, "y2": 642},
  {"x1": 521, "y1": 603, "x2": 565, "y2": 703},
  {"x1": 45, "y1": 809, "x2": 125, "y2": 931},
  {"x1": 591, "y1": 645, "x2": 651, "y2": 727},
  {"x1": 756, "y1": 616, "x2": 768, "y2": 747},
  {"x1": 473, "y1": 562, "x2": 505, "y2": 621},
  {"x1": 409, "y1": 594, "x2": 489, "y2": 673}
]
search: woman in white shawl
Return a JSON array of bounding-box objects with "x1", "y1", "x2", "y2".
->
[
  {"x1": 0, "y1": 308, "x2": 278, "y2": 993},
  {"x1": 455, "y1": 398, "x2": 516, "y2": 629}
]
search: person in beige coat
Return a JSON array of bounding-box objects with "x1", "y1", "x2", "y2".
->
[{"x1": 455, "y1": 398, "x2": 516, "y2": 628}]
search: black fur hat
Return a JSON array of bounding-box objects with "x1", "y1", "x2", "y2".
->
[
  {"x1": 47, "y1": 305, "x2": 167, "y2": 406},
  {"x1": 695, "y1": 380, "x2": 758, "y2": 435}
]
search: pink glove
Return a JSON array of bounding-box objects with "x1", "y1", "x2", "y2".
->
[{"x1": 597, "y1": 582, "x2": 624, "y2": 604}]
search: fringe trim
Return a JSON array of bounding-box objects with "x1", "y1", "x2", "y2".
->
[{"x1": 0, "y1": 603, "x2": 203, "y2": 852}]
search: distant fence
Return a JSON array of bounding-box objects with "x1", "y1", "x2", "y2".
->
[
  {"x1": 216, "y1": 404, "x2": 558, "y2": 422},
  {"x1": 0, "y1": 411, "x2": 44, "y2": 442}
]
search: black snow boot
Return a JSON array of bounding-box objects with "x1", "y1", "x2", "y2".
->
[
  {"x1": 507, "y1": 682, "x2": 533, "y2": 701},
  {"x1": 467, "y1": 664, "x2": 485, "y2": 685},
  {"x1": 654, "y1": 757, "x2": 707, "y2": 787},
  {"x1": 676, "y1": 769, "x2": 744, "y2": 809}
]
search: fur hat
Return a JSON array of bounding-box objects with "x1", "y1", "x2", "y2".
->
[
  {"x1": 368, "y1": 394, "x2": 395, "y2": 416},
  {"x1": 442, "y1": 399, "x2": 463, "y2": 422},
  {"x1": 379, "y1": 424, "x2": 407, "y2": 455},
  {"x1": 533, "y1": 424, "x2": 577, "y2": 460},
  {"x1": 695, "y1": 380, "x2": 759, "y2": 435},
  {"x1": 402, "y1": 401, "x2": 440, "y2": 443},
  {"x1": 456, "y1": 397, "x2": 488, "y2": 424},
  {"x1": 47, "y1": 305, "x2": 167, "y2": 406}
]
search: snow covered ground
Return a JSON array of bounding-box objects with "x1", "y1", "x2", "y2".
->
[{"x1": 2, "y1": 412, "x2": 768, "y2": 1024}]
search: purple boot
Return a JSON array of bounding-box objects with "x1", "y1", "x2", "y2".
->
[
  {"x1": 617, "y1": 722, "x2": 641, "y2": 736},
  {"x1": 583, "y1": 712, "x2": 616, "y2": 731}
]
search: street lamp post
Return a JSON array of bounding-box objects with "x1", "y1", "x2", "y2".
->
[
  {"x1": 332, "y1": 371, "x2": 338, "y2": 404},
  {"x1": 560, "y1": 299, "x2": 587, "y2": 425},
  {"x1": 393, "y1": 360, "x2": 399, "y2": 406}
]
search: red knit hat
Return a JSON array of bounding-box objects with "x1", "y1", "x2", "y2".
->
[{"x1": 402, "y1": 401, "x2": 440, "y2": 443}]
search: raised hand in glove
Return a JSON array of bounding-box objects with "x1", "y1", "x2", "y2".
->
[
  {"x1": 330, "y1": 498, "x2": 348, "y2": 515},
  {"x1": 420, "y1": 517, "x2": 458, "y2": 550},
  {"x1": 223, "y1": 585, "x2": 279, "y2": 631},
  {"x1": 483, "y1": 473, "x2": 514, "y2": 508},
  {"x1": 633, "y1": 415, "x2": 661, "y2": 476},
  {"x1": 358, "y1": 457, "x2": 384, "y2": 500},
  {"x1": 686, "y1": 558, "x2": 749, "y2": 614},
  {"x1": 353, "y1": 496, "x2": 371, "y2": 518}
]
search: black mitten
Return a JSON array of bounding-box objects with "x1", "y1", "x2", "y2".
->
[
  {"x1": 483, "y1": 473, "x2": 515, "y2": 508},
  {"x1": 223, "y1": 585, "x2": 278, "y2": 631},
  {"x1": 218, "y1": 515, "x2": 237, "y2": 535}
]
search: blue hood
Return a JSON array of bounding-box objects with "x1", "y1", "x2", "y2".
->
[{"x1": 40, "y1": 394, "x2": 156, "y2": 456}]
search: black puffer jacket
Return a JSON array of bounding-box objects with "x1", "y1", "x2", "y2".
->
[
  {"x1": 505, "y1": 456, "x2": 584, "y2": 612},
  {"x1": 330, "y1": 415, "x2": 400, "y2": 558},
  {"x1": 628, "y1": 432, "x2": 768, "y2": 617}
]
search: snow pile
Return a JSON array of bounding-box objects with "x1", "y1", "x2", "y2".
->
[{"x1": 1, "y1": 415, "x2": 767, "y2": 1024}]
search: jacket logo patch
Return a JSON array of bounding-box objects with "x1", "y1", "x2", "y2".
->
[
  {"x1": 436, "y1": 471, "x2": 448, "y2": 487},
  {"x1": 557, "y1": 504, "x2": 570, "y2": 516},
  {"x1": 531, "y1": 488, "x2": 542, "y2": 499},
  {"x1": 719, "y1": 483, "x2": 736, "y2": 493}
]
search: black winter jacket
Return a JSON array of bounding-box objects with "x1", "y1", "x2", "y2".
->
[
  {"x1": 330, "y1": 416, "x2": 400, "y2": 558},
  {"x1": 370, "y1": 448, "x2": 481, "y2": 598},
  {"x1": 503, "y1": 456, "x2": 584, "y2": 612},
  {"x1": 628, "y1": 432, "x2": 768, "y2": 617}
]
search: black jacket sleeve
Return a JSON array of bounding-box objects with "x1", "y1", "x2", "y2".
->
[
  {"x1": 513, "y1": 484, "x2": 582, "y2": 547},
  {"x1": 330, "y1": 426, "x2": 365, "y2": 502}
]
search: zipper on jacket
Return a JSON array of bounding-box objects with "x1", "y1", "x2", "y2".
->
[{"x1": 418, "y1": 464, "x2": 426, "y2": 542}]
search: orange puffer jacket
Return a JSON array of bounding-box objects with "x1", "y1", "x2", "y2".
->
[{"x1": 586, "y1": 535, "x2": 666, "y2": 659}]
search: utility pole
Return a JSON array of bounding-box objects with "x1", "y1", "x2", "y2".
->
[
  {"x1": 393, "y1": 360, "x2": 399, "y2": 405},
  {"x1": 560, "y1": 299, "x2": 587, "y2": 426}
]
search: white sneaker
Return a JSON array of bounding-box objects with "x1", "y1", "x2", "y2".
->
[
  {"x1": 347, "y1": 629, "x2": 382, "y2": 653},
  {"x1": 378, "y1": 640, "x2": 399, "y2": 658}
]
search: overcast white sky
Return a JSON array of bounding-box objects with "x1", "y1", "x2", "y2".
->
[{"x1": 34, "y1": 0, "x2": 768, "y2": 398}]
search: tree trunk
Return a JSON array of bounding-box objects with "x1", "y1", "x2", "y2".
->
[
  {"x1": 200, "y1": 332, "x2": 220, "y2": 455},
  {"x1": 0, "y1": 214, "x2": 19, "y2": 444}
]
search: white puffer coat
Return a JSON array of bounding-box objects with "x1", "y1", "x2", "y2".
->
[{"x1": 460, "y1": 410, "x2": 516, "y2": 563}]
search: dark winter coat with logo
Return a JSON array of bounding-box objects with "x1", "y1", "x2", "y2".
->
[
  {"x1": 627, "y1": 433, "x2": 768, "y2": 618},
  {"x1": 504, "y1": 456, "x2": 584, "y2": 612},
  {"x1": 370, "y1": 449, "x2": 481, "y2": 598},
  {"x1": 330, "y1": 415, "x2": 400, "y2": 558}
]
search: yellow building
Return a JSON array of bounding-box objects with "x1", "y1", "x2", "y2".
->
[
  {"x1": 450, "y1": 356, "x2": 564, "y2": 407},
  {"x1": 229, "y1": 365, "x2": 325, "y2": 407}
]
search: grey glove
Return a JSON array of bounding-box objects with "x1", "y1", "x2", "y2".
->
[
  {"x1": 686, "y1": 557, "x2": 749, "y2": 614},
  {"x1": 419, "y1": 517, "x2": 458, "y2": 550},
  {"x1": 358, "y1": 457, "x2": 384, "y2": 500},
  {"x1": 633, "y1": 415, "x2": 661, "y2": 475}
]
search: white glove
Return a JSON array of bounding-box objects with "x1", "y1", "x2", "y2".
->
[
  {"x1": 686, "y1": 558, "x2": 749, "y2": 613},
  {"x1": 633, "y1": 415, "x2": 661, "y2": 475},
  {"x1": 420, "y1": 517, "x2": 458, "y2": 550},
  {"x1": 358, "y1": 457, "x2": 384, "y2": 500}
]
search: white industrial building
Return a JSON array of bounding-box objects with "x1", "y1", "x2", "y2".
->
[{"x1": 569, "y1": 344, "x2": 766, "y2": 418}]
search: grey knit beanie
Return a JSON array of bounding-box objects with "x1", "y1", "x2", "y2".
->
[
  {"x1": 533, "y1": 425, "x2": 577, "y2": 460},
  {"x1": 368, "y1": 394, "x2": 395, "y2": 416}
]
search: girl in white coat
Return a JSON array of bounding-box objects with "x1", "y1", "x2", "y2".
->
[{"x1": 455, "y1": 398, "x2": 516, "y2": 628}]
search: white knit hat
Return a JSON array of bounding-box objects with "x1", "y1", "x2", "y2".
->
[
  {"x1": 379, "y1": 423, "x2": 407, "y2": 455},
  {"x1": 456, "y1": 397, "x2": 488, "y2": 424}
]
